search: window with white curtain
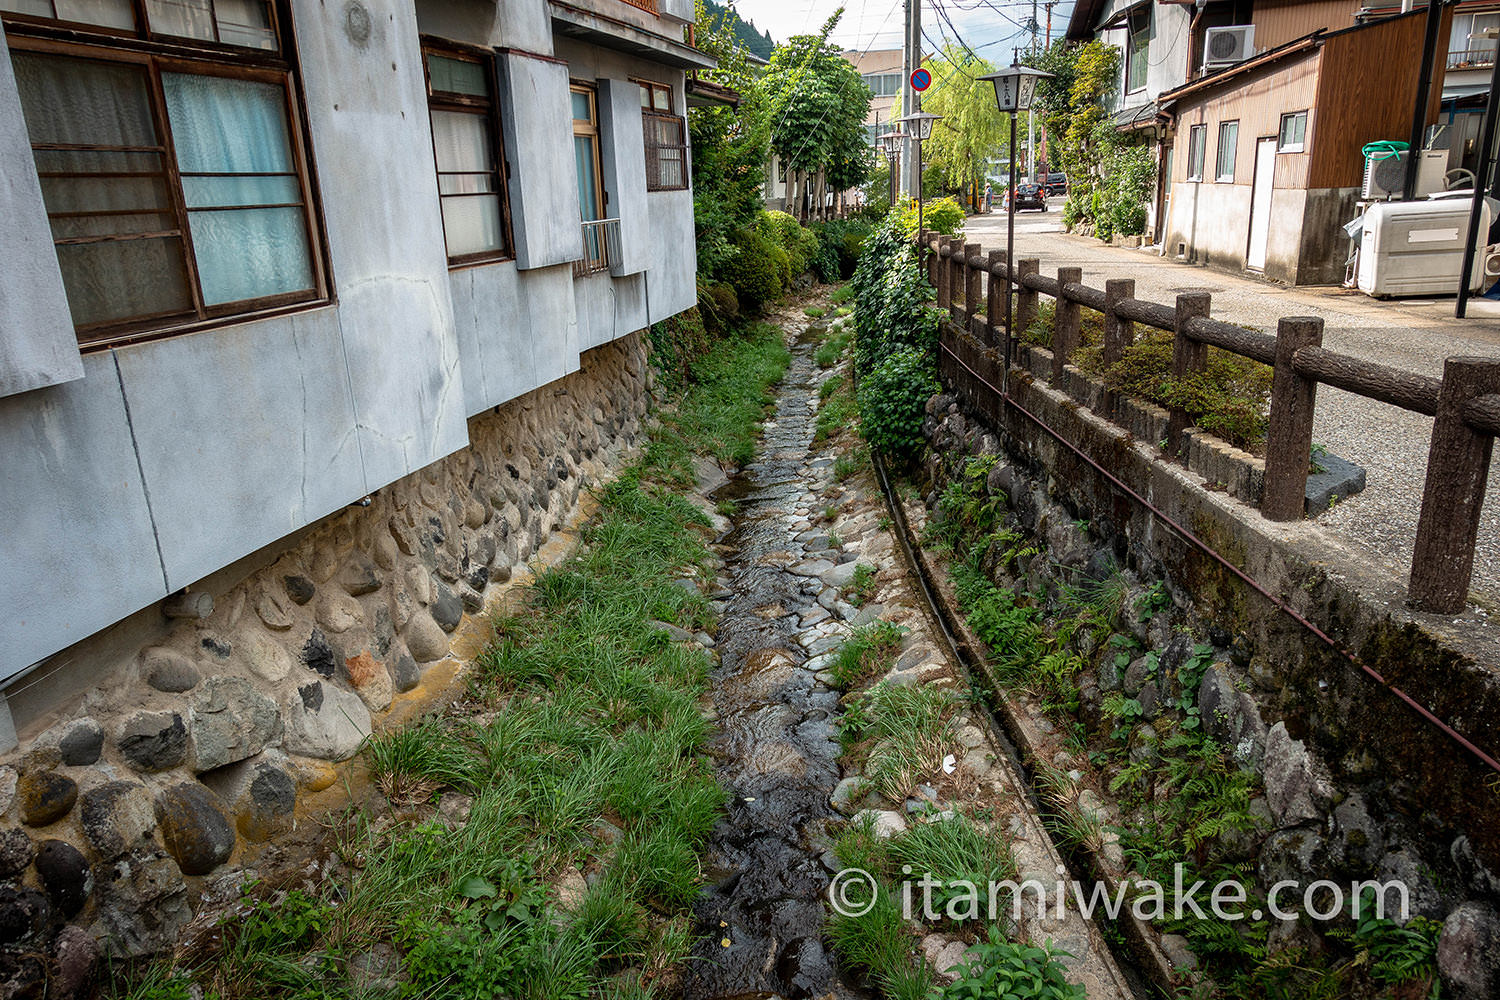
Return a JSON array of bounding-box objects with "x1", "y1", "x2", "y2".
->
[
  {"x1": 423, "y1": 42, "x2": 512, "y2": 264},
  {"x1": 2, "y1": 1, "x2": 324, "y2": 346}
]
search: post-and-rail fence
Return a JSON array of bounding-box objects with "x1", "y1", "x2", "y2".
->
[{"x1": 918, "y1": 230, "x2": 1500, "y2": 616}]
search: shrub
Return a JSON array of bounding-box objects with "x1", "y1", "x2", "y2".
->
[
  {"x1": 722, "y1": 229, "x2": 783, "y2": 312},
  {"x1": 1074, "y1": 332, "x2": 1273, "y2": 450},
  {"x1": 851, "y1": 211, "x2": 943, "y2": 373},
  {"x1": 756, "y1": 209, "x2": 819, "y2": 277},
  {"x1": 699, "y1": 281, "x2": 740, "y2": 332},
  {"x1": 859, "y1": 347, "x2": 937, "y2": 462},
  {"x1": 892, "y1": 196, "x2": 966, "y2": 239},
  {"x1": 810, "y1": 218, "x2": 874, "y2": 282},
  {"x1": 648, "y1": 309, "x2": 712, "y2": 393}
]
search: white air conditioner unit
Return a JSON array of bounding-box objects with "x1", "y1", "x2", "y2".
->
[
  {"x1": 1362, "y1": 149, "x2": 1447, "y2": 200},
  {"x1": 1204, "y1": 25, "x2": 1255, "y2": 68}
]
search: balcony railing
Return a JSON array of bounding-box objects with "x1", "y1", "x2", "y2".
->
[
  {"x1": 575, "y1": 218, "x2": 622, "y2": 277},
  {"x1": 1448, "y1": 47, "x2": 1497, "y2": 70},
  {"x1": 620, "y1": 0, "x2": 659, "y2": 14}
]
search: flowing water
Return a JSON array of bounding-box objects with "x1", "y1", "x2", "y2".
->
[{"x1": 682, "y1": 325, "x2": 866, "y2": 1000}]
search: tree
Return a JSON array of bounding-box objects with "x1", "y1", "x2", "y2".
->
[
  {"x1": 689, "y1": 0, "x2": 771, "y2": 275},
  {"x1": 1030, "y1": 39, "x2": 1122, "y2": 229},
  {"x1": 760, "y1": 9, "x2": 871, "y2": 181},
  {"x1": 915, "y1": 45, "x2": 1006, "y2": 198}
]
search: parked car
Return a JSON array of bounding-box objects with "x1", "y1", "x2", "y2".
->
[
  {"x1": 1044, "y1": 172, "x2": 1068, "y2": 197},
  {"x1": 1006, "y1": 183, "x2": 1047, "y2": 212}
]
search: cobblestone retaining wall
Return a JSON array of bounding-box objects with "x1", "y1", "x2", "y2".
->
[
  {"x1": 0, "y1": 334, "x2": 649, "y2": 990},
  {"x1": 922, "y1": 375, "x2": 1500, "y2": 1000}
]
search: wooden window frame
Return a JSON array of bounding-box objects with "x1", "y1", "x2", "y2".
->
[
  {"x1": 1185, "y1": 123, "x2": 1207, "y2": 182},
  {"x1": 1215, "y1": 120, "x2": 1238, "y2": 183},
  {"x1": 421, "y1": 38, "x2": 515, "y2": 269},
  {"x1": 634, "y1": 79, "x2": 686, "y2": 193},
  {"x1": 1, "y1": 0, "x2": 284, "y2": 53},
  {"x1": 1277, "y1": 110, "x2": 1307, "y2": 153},
  {"x1": 1125, "y1": 6, "x2": 1151, "y2": 95},
  {"x1": 571, "y1": 81, "x2": 606, "y2": 219},
  {"x1": 2, "y1": 2, "x2": 330, "y2": 351}
]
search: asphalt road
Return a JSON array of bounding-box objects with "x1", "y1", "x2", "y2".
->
[{"x1": 955, "y1": 200, "x2": 1500, "y2": 608}]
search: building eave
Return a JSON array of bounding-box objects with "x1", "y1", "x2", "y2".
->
[{"x1": 549, "y1": 1, "x2": 718, "y2": 70}]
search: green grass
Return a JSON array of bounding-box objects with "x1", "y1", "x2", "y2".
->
[
  {"x1": 643, "y1": 321, "x2": 791, "y2": 483},
  {"x1": 840, "y1": 682, "x2": 959, "y2": 801},
  {"x1": 108, "y1": 319, "x2": 796, "y2": 1000},
  {"x1": 829, "y1": 283, "x2": 855, "y2": 305},
  {"x1": 814, "y1": 325, "x2": 854, "y2": 368},
  {"x1": 829, "y1": 619, "x2": 903, "y2": 689},
  {"x1": 815, "y1": 372, "x2": 858, "y2": 445},
  {"x1": 805, "y1": 305, "x2": 827, "y2": 318}
]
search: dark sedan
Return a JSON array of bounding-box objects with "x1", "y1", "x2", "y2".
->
[{"x1": 1005, "y1": 183, "x2": 1047, "y2": 212}]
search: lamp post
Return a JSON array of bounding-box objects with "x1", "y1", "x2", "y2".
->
[
  {"x1": 897, "y1": 110, "x2": 944, "y2": 252},
  {"x1": 882, "y1": 130, "x2": 906, "y2": 207},
  {"x1": 978, "y1": 62, "x2": 1052, "y2": 392}
]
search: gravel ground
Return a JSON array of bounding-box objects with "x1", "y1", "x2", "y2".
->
[{"x1": 961, "y1": 207, "x2": 1500, "y2": 605}]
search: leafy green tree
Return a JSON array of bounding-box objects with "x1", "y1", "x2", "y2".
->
[
  {"x1": 1030, "y1": 39, "x2": 1122, "y2": 230},
  {"x1": 689, "y1": 0, "x2": 771, "y2": 276},
  {"x1": 915, "y1": 45, "x2": 1006, "y2": 196},
  {"x1": 760, "y1": 9, "x2": 871, "y2": 179}
]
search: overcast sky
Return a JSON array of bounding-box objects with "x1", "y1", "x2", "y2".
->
[{"x1": 728, "y1": 0, "x2": 1076, "y2": 63}]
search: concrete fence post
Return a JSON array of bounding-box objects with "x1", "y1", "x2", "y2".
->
[
  {"x1": 1100, "y1": 278, "x2": 1136, "y2": 418},
  {"x1": 987, "y1": 251, "x2": 1006, "y2": 350},
  {"x1": 935, "y1": 237, "x2": 952, "y2": 310},
  {"x1": 1053, "y1": 266, "x2": 1083, "y2": 384},
  {"x1": 964, "y1": 243, "x2": 982, "y2": 326},
  {"x1": 1015, "y1": 258, "x2": 1040, "y2": 340},
  {"x1": 1261, "y1": 317, "x2": 1325, "y2": 520},
  {"x1": 1168, "y1": 292, "x2": 1212, "y2": 459},
  {"x1": 1409, "y1": 357, "x2": 1500, "y2": 613}
]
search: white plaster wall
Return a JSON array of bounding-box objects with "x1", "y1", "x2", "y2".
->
[
  {"x1": 113, "y1": 308, "x2": 367, "y2": 591},
  {"x1": 0, "y1": 353, "x2": 166, "y2": 674},
  {"x1": 291, "y1": 0, "x2": 467, "y2": 487},
  {"x1": 0, "y1": 27, "x2": 82, "y2": 399},
  {"x1": 501, "y1": 53, "x2": 586, "y2": 270}
]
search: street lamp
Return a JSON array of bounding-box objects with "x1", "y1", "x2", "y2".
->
[
  {"x1": 897, "y1": 110, "x2": 944, "y2": 250},
  {"x1": 881, "y1": 130, "x2": 906, "y2": 207},
  {"x1": 978, "y1": 62, "x2": 1052, "y2": 391}
]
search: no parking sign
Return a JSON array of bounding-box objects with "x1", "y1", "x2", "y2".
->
[{"x1": 910, "y1": 68, "x2": 931, "y2": 92}]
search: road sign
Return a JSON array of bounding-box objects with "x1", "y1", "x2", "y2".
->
[{"x1": 911, "y1": 68, "x2": 931, "y2": 92}]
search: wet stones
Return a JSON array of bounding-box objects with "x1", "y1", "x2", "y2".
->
[
  {"x1": 0, "y1": 887, "x2": 49, "y2": 945},
  {"x1": 154, "y1": 784, "x2": 235, "y2": 876},
  {"x1": 17, "y1": 771, "x2": 77, "y2": 828}
]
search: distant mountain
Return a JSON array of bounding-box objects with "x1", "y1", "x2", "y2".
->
[{"x1": 701, "y1": 0, "x2": 775, "y2": 60}]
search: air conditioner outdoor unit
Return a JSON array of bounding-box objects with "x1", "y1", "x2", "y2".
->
[
  {"x1": 1204, "y1": 25, "x2": 1255, "y2": 68},
  {"x1": 1362, "y1": 149, "x2": 1447, "y2": 199}
]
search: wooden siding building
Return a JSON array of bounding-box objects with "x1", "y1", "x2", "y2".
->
[{"x1": 1160, "y1": 9, "x2": 1449, "y2": 284}]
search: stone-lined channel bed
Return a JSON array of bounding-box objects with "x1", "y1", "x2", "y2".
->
[{"x1": 681, "y1": 308, "x2": 1133, "y2": 999}]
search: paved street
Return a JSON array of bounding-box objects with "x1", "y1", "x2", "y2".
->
[{"x1": 960, "y1": 202, "x2": 1500, "y2": 607}]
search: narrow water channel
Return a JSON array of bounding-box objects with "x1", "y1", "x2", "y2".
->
[{"x1": 682, "y1": 324, "x2": 866, "y2": 1000}]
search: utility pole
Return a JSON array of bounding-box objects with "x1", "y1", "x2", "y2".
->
[
  {"x1": 1045, "y1": 1, "x2": 1057, "y2": 48},
  {"x1": 901, "y1": 0, "x2": 921, "y2": 200}
]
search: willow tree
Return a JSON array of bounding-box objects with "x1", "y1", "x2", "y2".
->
[
  {"x1": 759, "y1": 8, "x2": 872, "y2": 211},
  {"x1": 907, "y1": 46, "x2": 1005, "y2": 207}
]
